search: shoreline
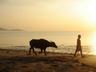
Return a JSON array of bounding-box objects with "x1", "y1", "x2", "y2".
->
[{"x1": 0, "y1": 45, "x2": 95, "y2": 56}]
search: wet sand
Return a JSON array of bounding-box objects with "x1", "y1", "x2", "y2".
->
[{"x1": 0, "y1": 48, "x2": 96, "y2": 72}]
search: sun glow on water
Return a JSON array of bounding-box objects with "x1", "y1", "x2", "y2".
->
[{"x1": 90, "y1": 32, "x2": 96, "y2": 55}]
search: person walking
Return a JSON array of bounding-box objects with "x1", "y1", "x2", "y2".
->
[{"x1": 74, "y1": 34, "x2": 83, "y2": 57}]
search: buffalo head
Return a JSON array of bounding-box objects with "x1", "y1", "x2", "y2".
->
[{"x1": 50, "y1": 41, "x2": 57, "y2": 48}]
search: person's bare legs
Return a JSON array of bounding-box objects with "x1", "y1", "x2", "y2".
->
[
  {"x1": 74, "y1": 49, "x2": 77, "y2": 57},
  {"x1": 80, "y1": 49, "x2": 83, "y2": 57}
]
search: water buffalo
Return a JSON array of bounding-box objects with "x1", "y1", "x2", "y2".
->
[{"x1": 28, "y1": 39, "x2": 57, "y2": 55}]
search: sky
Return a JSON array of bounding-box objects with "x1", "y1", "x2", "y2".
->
[{"x1": 0, "y1": 0, "x2": 96, "y2": 31}]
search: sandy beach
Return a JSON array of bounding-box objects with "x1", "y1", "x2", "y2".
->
[{"x1": 0, "y1": 48, "x2": 96, "y2": 72}]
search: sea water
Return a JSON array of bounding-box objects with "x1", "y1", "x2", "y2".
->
[{"x1": 0, "y1": 31, "x2": 94, "y2": 55}]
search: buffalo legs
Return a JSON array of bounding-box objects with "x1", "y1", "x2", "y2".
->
[
  {"x1": 28, "y1": 48, "x2": 47, "y2": 55},
  {"x1": 29, "y1": 48, "x2": 37, "y2": 55},
  {"x1": 39, "y1": 49, "x2": 47, "y2": 55},
  {"x1": 44, "y1": 49, "x2": 47, "y2": 55}
]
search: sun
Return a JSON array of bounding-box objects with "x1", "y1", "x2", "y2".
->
[
  {"x1": 82, "y1": 0, "x2": 96, "y2": 26},
  {"x1": 90, "y1": 32, "x2": 96, "y2": 55}
]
